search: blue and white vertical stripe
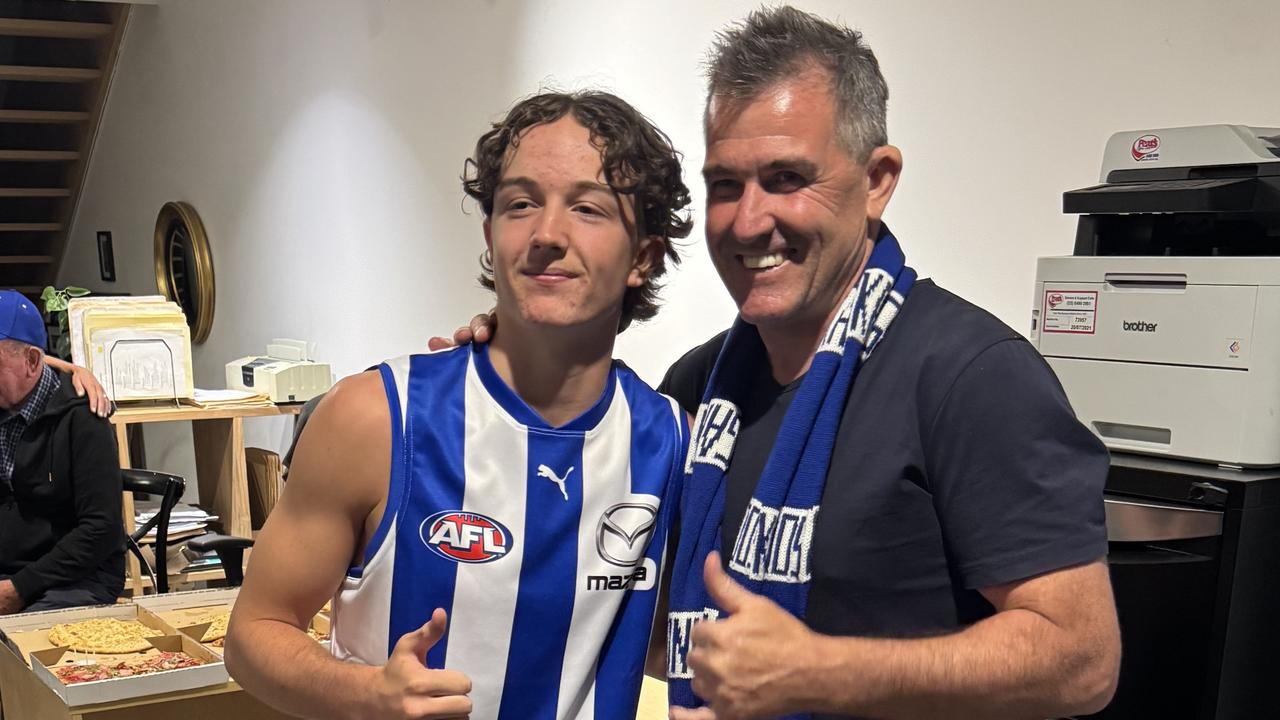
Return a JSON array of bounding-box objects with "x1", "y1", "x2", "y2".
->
[{"x1": 330, "y1": 344, "x2": 685, "y2": 720}]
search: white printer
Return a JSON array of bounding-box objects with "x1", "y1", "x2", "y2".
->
[
  {"x1": 225, "y1": 339, "x2": 333, "y2": 403},
  {"x1": 1032, "y1": 125, "x2": 1280, "y2": 467}
]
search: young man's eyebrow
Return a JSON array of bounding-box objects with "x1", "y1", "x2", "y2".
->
[
  {"x1": 571, "y1": 180, "x2": 614, "y2": 195},
  {"x1": 494, "y1": 178, "x2": 614, "y2": 195},
  {"x1": 495, "y1": 176, "x2": 536, "y2": 192}
]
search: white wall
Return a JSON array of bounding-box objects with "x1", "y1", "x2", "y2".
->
[{"x1": 59, "y1": 0, "x2": 1280, "y2": 476}]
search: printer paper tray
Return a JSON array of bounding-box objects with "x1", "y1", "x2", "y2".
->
[{"x1": 1047, "y1": 356, "x2": 1280, "y2": 467}]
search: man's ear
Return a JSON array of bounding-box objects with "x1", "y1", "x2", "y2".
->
[
  {"x1": 26, "y1": 347, "x2": 43, "y2": 374},
  {"x1": 482, "y1": 217, "x2": 493, "y2": 256},
  {"x1": 628, "y1": 235, "x2": 664, "y2": 288},
  {"x1": 864, "y1": 145, "x2": 903, "y2": 224}
]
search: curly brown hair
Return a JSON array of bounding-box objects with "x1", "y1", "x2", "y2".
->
[{"x1": 463, "y1": 91, "x2": 692, "y2": 332}]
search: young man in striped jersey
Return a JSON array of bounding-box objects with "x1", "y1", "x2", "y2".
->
[{"x1": 225, "y1": 91, "x2": 692, "y2": 720}]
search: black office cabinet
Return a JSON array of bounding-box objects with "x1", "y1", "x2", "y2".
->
[{"x1": 1089, "y1": 454, "x2": 1280, "y2": 720}]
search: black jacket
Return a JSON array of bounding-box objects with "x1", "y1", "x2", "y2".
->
[{"x1": 0, "y1": 371, "x2": 124, "y2": 603}]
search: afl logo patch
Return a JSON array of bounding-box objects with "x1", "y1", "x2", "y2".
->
[{"x1": 421, "y1": 510, "x2": 513, "y2": 563}]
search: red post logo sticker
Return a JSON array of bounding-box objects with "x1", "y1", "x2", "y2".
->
[{"x1": 1131, "y1": 134, "x2": 1160, "y2": 162}]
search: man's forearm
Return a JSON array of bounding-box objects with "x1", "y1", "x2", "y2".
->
[
  {"x1": 808, "y1": 608, "x2": 1117, "y2": 720},
  {"x1": 225, "y1": 618, "x2": 377, "y2": 720}
]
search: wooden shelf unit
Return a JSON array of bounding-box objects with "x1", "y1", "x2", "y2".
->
[
  {"x1": 111, "y1": 402, "x2": 303, "y2": 594},
  {"x1": 127, "y1": 568, "x2": 227, "y2": 592}
]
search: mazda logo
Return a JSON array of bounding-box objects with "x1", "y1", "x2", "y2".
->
[{"x1": 596, "y1": 503, "x2": 658, "y2": 567}]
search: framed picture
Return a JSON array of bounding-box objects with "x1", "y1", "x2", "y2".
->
[
  {"x1": 97, "y1": 231, "x2": 116, "y2": 282},
  {"x1": 154, "y1": 202, "x2": 215, "y2": 344}
]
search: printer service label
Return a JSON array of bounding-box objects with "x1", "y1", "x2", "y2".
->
[
  {"x1": 1131, "y1": 134, "x2": 1161, "y2": 162},
  {"x1": 1042, "y1": 290, "x2": 1097, "y2": 334}
]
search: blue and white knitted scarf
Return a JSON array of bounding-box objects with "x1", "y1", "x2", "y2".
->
[{"x1": 667, "y1": 233, "x2": 916, "y2": 716}]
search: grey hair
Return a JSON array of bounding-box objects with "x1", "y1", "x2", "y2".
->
[
  {"x1": 0, "y1": 338, "x2": 39, "y2": 357},
  {"x1": 705, "y1": 5, "x2": 888, "y2": 161}
]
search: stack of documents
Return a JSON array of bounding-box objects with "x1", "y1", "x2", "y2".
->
[
  {"x1": 134, "y1": 501, "x2": 219, "y2": 543},
  {"x1": 68, "y1": 296, "x2": 194, "y2": 402},
  {"x1": 189, "y1": 388, "x2": 273, "y2": 408}
]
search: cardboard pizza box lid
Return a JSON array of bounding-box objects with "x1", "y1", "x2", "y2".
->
[
  {"x1": 156, "y1": 606, "x2": 230, "y2": 638},
  {"x1": 134, "y1": 587, "x2": 330, "y2": 654}
]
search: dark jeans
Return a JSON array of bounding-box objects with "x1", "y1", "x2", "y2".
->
[{"x1": 0, "y1": 574, "x2": 117, "y2": 613}]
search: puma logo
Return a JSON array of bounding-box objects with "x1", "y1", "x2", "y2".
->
[{"x1": 536, "y1": 464, "x2": 573, "y2": 501}]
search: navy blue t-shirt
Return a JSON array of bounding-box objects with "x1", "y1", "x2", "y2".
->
[{"x1": 659, "y1": 279, "x2": 1109, "y2": 638}]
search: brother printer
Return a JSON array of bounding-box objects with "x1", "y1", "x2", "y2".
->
[
  {"x1": 1031, "y1": 124, "x2": 1280, "y2": 467},
  {"x1": 225, "y1": 338, "x2": 333, "y2": 403}
]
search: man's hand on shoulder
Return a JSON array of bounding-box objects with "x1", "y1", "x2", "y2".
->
[
  {"x1": 368, "y1": 608, "x2": 472, "y2": 719},
  {"x1": 426, "y1": 311, "x2": 496, "y2": 352},
  {"x1": 0, "y1": 579, "x2": 24, "y2": 615},
  {"x1": 42, "y1": 355, "x2": 109, "y2": 417}
]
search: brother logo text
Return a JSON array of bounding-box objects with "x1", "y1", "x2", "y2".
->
[{"x1": 1122, "y1": 321, "x2": 1158, "y2": 332}]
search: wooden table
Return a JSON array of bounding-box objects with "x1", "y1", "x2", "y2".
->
[
  {"x1": 0, "y1": 640, "x2": 666, "y2": 720},
  {"x1": 110, "y1": 402, "x2": 302, "y2": 594},
  {"x1": 637, "y1": 676, "x2": 668, "y2": 720}
]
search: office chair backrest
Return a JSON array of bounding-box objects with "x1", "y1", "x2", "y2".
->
[
  {"x1": 122, "y1": 468, "x2": 185, "y2": 594},
  {"x1": 185, "y1": 534, "x2": 255, "y2": 587}
]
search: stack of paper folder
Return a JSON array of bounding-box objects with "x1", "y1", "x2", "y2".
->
[{"x1": 68, "y1": 296, "x2": 194, "y2": 402}]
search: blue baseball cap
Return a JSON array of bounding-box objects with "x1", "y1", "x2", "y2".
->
[{"x1": 0, "y1": 290, "x2": 47, "y2": 349}]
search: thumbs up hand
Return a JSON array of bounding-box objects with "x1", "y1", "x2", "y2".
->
[
  {"x1": 370, "y1": 608, "x2": 473, "y2": 719},
  {"x1": 670, "y1": 553, "x2": 822, "y2": 720}
]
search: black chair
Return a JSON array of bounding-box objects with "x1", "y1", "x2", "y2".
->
[
  {"x1": 122, "y1": 468, "x2": 186, "y2": 594},
  {"x1": 186, "y1": 534, "x2": 255, "y2": 587}
]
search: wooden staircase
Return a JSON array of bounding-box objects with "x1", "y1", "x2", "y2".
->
[{"x1": 0, "y1": 0, "x2": 129, "y2": 298}]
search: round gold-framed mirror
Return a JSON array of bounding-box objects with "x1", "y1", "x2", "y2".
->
[{"x1": 153, "y1": 201, "x2": 215, "y2": 343}]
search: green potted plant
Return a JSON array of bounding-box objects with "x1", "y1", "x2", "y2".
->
[{"x1": 40, "y1": 285, "x2": 90, "y2": 361}]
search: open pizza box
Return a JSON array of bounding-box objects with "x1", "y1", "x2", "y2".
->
[
  {"x1": 30, "y1": 633, "x2": 224, "y2": 706},
  {"x1": 135, "y1": 587, "x2": 331, "y2": 655},
  {"x1": 0, "y1": 603, "x2": 228, "y2": 706},
  {"x1": 0, "y1": 602, "x2": 167, "y2": 668},
  {"x1": 135, "y1": 587, "x2": 237, "y2": 653}
]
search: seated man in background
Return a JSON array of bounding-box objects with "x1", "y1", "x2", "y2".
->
[
  {"x1": 227, "y1": 90, "x2": 692, "y2": 720},
  {"x1": 0, "y1": 290, "x2": 125, "y2": 614}
]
